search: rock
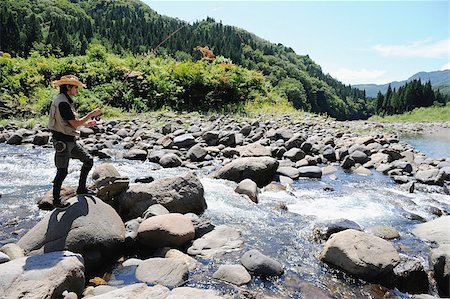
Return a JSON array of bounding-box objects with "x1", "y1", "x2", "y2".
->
[
  {"x1": 143, "y1": 204, "x2": 170, "y2": 219},
  {"x1": 117, "y1": 172, "x2": 206, "y2": 220},
  {"x1": 93, "y1": 176, "x2": 130, "y2": 202},
  {"x1": 353, "y1": 166, "x2": 372, "y2": 176},
  {"x1": 320, "y1": 229, "x2": 399, "y2": 285},
  {"x1": 6, "y1": 134, "x2": 22, "y2": 145},
  {"x1": 284, "y1": 133, "x2": 306, "y2": 150},
  {"x1": 87, "y1": 283, "x2": 170, "y2": 299},
  {"x1": 0, "y1": 252, "x2": 10, "y2": 263},
  {"x1": 297, "y1": 166, "x2": 322, "y2": 179},
  {"x1": 341, "y1": 156, "x2": 355, "y2": 169},
  {"x1": 80, "y1": 127, "x2": 95, "y2": 138},
  {"x1": 367, "y1": 225, "x2": 400, "y2": 240},
  {"x1": 91, "y1": 163, "x2": 121, "y2": 181},
  {"x1": 187, "y1": 144, "x2": 208, "y2": 161},
  {"x1": 277, "y1": 166, "x2": 300, "y2": 180},
  {"x1": 350, "y1": 150, "x2": 370, "y2": 164},
  {"x1": 212, "y1": 157, "x2": 279, "y2": 187},
  {"x1": 240, "y1": 249, "x2": 284, "y2": 277},
  {"x1": 0, "y1": 243, "x2": 25, "y2": 260},
  {"x1": 187, "y1": 225, "x2": 243, "y2": 258},
  {"x1": 0, "y1": 251, "x2": 84, "y2": 298},
  {"x1": 32, "y1": 132, "x2": 50, "y2": 146},
  {"x1": 17, "y1": 196, "x2": 125, "y2": 273},
  {"x1": 155, "y1": 248, "x2": 199, "y2": 271},
  {"x1": 415, "y1": 169, "x2": 446, "y2": 186},
  {"x1": 123, "y1": 148, "x2": 147, "y2": 161},
  {"x1": 184, "y1": 213, "x2": 215, "y2": 239},
  {"x1": 393, "y1": 255, "x2": 429, "y2": 294},
  {"x1": 239, "y1": 143, "x2": 272, "y2": 157},
  {"x1": 283, "y1": 148, "x2": 306, "y2": 162},
  {"x1": 167, "y1": 287, "x2": 223, "y2": 299},
  {"x1": 136, "y1": 258, "x2": 189, "y2": 287},
  {"x1": 234, "y1": 178, "x2": 259, "y2": 203},
  {"x1": 430, "y1": 244, "x2": 450, "y2": 297},
  {"x1": 213, "y1": 264, "x2": 251, "y2": 285},
  {"x1": 313, "y1": 219, "x2": 362, "y2": 241},
  {"x1": 159, "y1": 153, "x2": 182, "y2": 168},
  {"x1": 137, "y1": 213, "x2": 195, "y2": 249},
  {"x1": 135, "y1": 176, "x2": 154, "y2": 183},
  {"x1": 412, "y1": 216, "x2": 450, "y2": 246},
  {"x1": 124, "y1": 218, "x2": 140, "y2": 241},
  {"x1": 173, "y1": 133, "x2": 195, "y2": 148}
]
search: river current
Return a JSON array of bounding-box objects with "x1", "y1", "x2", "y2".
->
[{"x1": 0, "y1": 137, "x2": 449, "y2": 298}]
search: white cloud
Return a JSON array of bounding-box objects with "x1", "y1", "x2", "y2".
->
[
  {"x1": 329, "y1": 67, "x2": 386, "y2": 85},
  {"x1": 441, "y1": 62, "x2": 450, "y2": 70},
  {"x1": 372, "y1": 39, "x2": 450, "y2": 58}
]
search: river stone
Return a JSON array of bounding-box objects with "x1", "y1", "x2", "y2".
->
[
  {"x1": 0, "y1": 251, "x2": 84, "y2": 298},
  {"x1": 341, "y1": 156, "x2": 355, "y2": 169},
  {"x1": 411, "y1": 295, "x2": 440, "y2": 299},
  {"x1": 415, "y1": 169, "x2": 446, "y2": 186},
  {"x1": 283, "y1": 148, "x2": 306, "y2": 162},
  {"x1": 187, "y1": 144, "x2": 208, "y2": 161},
  {"x1": 17, "y1": 195, "x2": 125, "y2": 272},
  {"x1": 213, "y1": 264, "x2": 251, "y2": 285},
  {"x1": 143, "y1": 203, "x2": 170, "y2": 219},
  {"x1": 93, "y1": 176, "x2": 130, "y2": 202},
  {"x1": 168, "y1": 287, "x2": 223, "y2": 299},
  {"x1": 136, "y1": 257, "x2": 189, "y2": 287},
  {"x1": 159, "y1": 153, "x2": 182, "y2": 168},
  {"x1": 367, "y1": 225, "x2": 400, "y2": 240},
  {"x1": 6, "y1": 133, "x2": 22, "y2": 145},
  {"x1": 123, "y1": 148, "x2": 148, "y2": 161},
  {"x1": 32, "y1": 132, "x2": 50, "y2": 145},
  {"x1": 350, "y1": 150, "x2": 370, "y2": 164},
  {"x1": 187, "y1": 225, "x2": 243, "y2": 258},
  {"x1": 137, "y1": 213, "x2": 195, "y2": 248},
  {"x1": 393, "y1": 255, "x2": 429, "y2": 294},
  {"x1": 313, "y1": 219, "x2": 362, "y2": 241},
  {"x1": 0, "y1": 243, "x2": 25, "y2": 260},
  {"x1": 353, "y1": 166, "x2": 372, "y2": 176},
  {"x1": 172, "y1": 133, "x2": 194, "y2": 148},
  {"x1": 87, "y1": 283, "x2": 170, "y2": 299},
  {"x1": 297, "y1": 166, "x2": 322, "y2": 178},
  {"x1": 239, "y1": 143, "x2": 272, "y2": 157},
  {"x1": 412, "y1": 216, "x2": 450, "y2": 246},
  {"x1": 155, "y1": 248, "x2": 199, "y2": 271},
  {"x1": 234, "y1": 178, "x2": 259, "y2": 203},
  {"x1": 212, "y1": 157, "x2": 279, "y2": 187},
  {"x1": 277, "y1": 166, "x2": 300, "y2": 180},
  {"x1": 117, "y1": 172, "x2": 206, "y2": 220},
  {"x1": 240, "y1": 249, "x2": 284, "y2": 277},
  {"x1": 430, "y1": 244, "x2": 450, "y2": 297},
  {"x1": 0, "y1": 252, "x2": 10, "y2": 263},
  {"x1": 320, "y1": 229, "x2": 400, "y2": 284},
  {"x1": 184, "y1": 213, "x2": 215, "y2": 239},
  {"x1": 91, "y1": 163, "x2": 121, "y2": 181}
]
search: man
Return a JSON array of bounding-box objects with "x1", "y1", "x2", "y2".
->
[{"x1": 48, "y1": 75, "x2": 102, "y2": 208}]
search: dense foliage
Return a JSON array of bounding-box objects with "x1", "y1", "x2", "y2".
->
[
  {"x1": 375, "y1": 79, "x2": 449, "y2": 116},
  {"x1": 0, "y1": 0, "x2": 377, "y2": 119},
  {"x1": 0, "y1": 44, "x2": 282, "y2": 117}
]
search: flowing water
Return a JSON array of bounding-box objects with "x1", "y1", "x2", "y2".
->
[{"x1": 1, "y1": 138, "x2": 449, "y2": 298}]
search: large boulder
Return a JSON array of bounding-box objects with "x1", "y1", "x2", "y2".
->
[
  {"x1": 212, "y1": 157, "x2": 279, "y2": 187},
  {"x1": 240, "y1": 249, "x2": 284, "y2": 277},
  {"x1": 320, "y1": 229, "x2": 399, "y2": 285},
  {"x1": 412, "y1": 216, "x2": 450, "y2": 246},
  {"x1": 0, "y1": 251, "x2": 84, "y2": 298},
  {"x1": 187, "y1": 225, "x2": 243, "y2": 258},
  {"x1": 136, "y1": 258, "x2": 189, "y2": 287},
  {"x1": 430, "y1": 244, "x2": 450, "y2": 297},
  {"x1": 137, "y1": 213, "x2": 195, "y2": 248},
  {"x1": 117, "y1": 172, "x2": 206, "y2": 220},
  {"x1": 17, "y1": 196, "x2": 125, "y2": 272}
]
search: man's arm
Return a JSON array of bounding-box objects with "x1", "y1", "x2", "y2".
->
[{"x1": 67, "y1": 108, "x2": 102, "y2": 129}]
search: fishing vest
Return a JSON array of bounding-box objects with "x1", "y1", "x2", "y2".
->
[{"x1": 48, "y1": 93, "x2": 79, "y2": 137}]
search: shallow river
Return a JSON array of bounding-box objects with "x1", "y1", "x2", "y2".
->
[{"x1": 0, "y1": 137, "x2": 449, "y2": 298}]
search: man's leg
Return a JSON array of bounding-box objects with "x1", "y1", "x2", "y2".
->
[
  {"x1": 71, "y1": 142, "x2": 94, "y2": 194},
  {"x1": 53, "y1": 141, "x2": 73, "y2": 208}
]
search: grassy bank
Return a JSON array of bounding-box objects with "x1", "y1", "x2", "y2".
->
[{"x1": 369, "y1": 103, "x2": 450, "y2": 122}]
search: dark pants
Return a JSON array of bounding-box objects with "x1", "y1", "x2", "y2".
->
[{"x1": 52, "y1": 140, "x2": 93, "y2": 201}]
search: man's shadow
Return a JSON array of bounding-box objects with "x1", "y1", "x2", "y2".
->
[{"x1": 24, "y1": 195, "x2": 97, "y2": 270}]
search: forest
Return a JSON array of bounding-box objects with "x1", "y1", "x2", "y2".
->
[{"x1": 0, "y1": 0, "x2": 447, "y2": 120}]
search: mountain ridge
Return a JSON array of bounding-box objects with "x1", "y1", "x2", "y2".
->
[{"x1": 354, "y1": 69, "x2": 450, "y2": 97}]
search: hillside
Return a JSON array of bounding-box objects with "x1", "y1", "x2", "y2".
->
[
  {"x1": 354, "y1": 70, "x2": 450, "y2": 97},
  {"x1": 1, "y1": 0, "x2": 372, "y2": 120}
]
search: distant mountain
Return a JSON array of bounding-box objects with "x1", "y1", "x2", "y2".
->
[{"x1": 354, "y1": 70, "x2": 450, "y2": 97}]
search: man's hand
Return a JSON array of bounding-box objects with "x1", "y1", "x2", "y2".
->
[
  {"x1": 89, "y1": 108, "x2": 102, "y2": 118},
  {"x1": 86, "y1": 120, "x2": 97, "y2": 127}
]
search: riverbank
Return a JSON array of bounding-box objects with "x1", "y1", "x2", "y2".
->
[{"x1": 0, "y1": 113, "x2": 449, "y2": 298}]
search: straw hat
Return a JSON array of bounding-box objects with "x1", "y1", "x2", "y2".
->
[{"x1": 52, "y1": 75, "x2": 87, "y2": 88}]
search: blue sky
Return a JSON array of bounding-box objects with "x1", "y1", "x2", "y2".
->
[{"x1": 144, "y1": 1, "x2": 449, "y2": 85}]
